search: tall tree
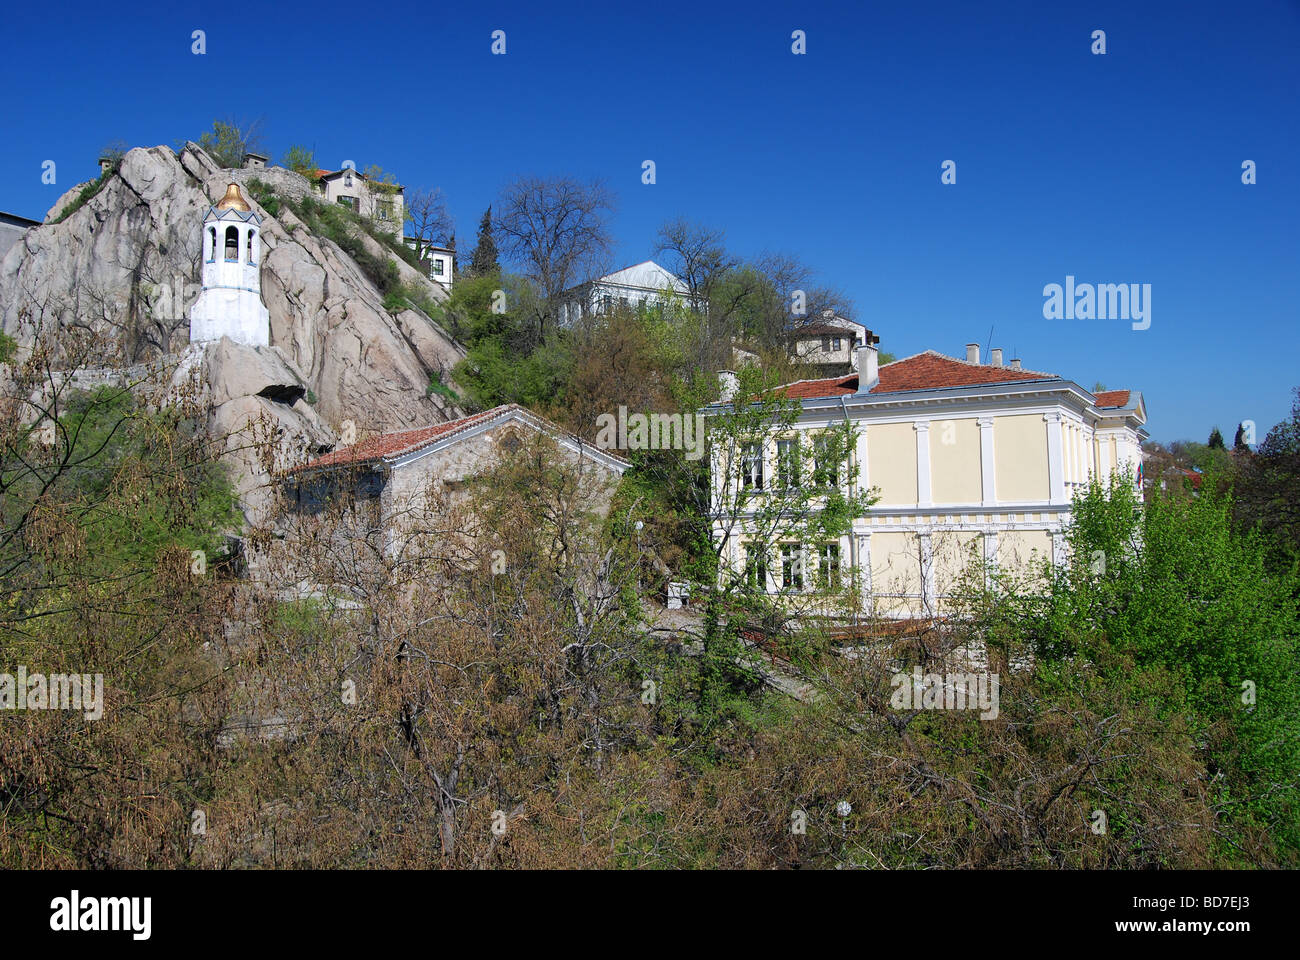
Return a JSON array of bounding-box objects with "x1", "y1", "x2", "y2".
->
[
  {"x1": 654, "y1": 217, "x2": 735, "y2": 306},
  {"x1": 197, "y1": 117, "x2": 265, "y2": 168},
  {"x1": 281, "y1": 144, "x2": 317, "y2": 178},
  {"x1": 494, "y1": 175, "x2": 615, "y2": 305},
  {"x1": 1234, "y1": 388, "x2": 1300, "y2": 563},
  {"x1": 1208, "y1": 426, "x2": 1226, "y2": 450},
  {"x1": 467, "y1": 207, "x2": 499, "y2": 277},
  {"x1": 404, "y1": 187, "x2": 454, "y2": 260}
]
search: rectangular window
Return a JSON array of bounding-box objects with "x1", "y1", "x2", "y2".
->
[
  {"x1": 818, "y1": 542, "x2": 841, "y2": 589},
  {"x1": 745, "y1": 544, "x2": 769, "y2": 591},
  {"x1": 811, "y1": 434, "x2": 839, "y2": 488},
  {"x1": 337, "y1": 195, "x2": 356, "y2": 210},
  {"x1": 776, "y1": 437, "x2": 800, "y2": 489},
  {"x1": 832, "y1": 337, "x2": 842, "y2": 351},
  {"x1": 376, "y1": 201, "x2": 394, "y2": 222},
  {"x1": 781, "y1": 544, "x2": 804, "y2": 592},
  {"x1": 740, "y1": 442, "x2": 764, "y2": 490},
  {"x1": 431, "y1": 258, "x2": 445, "y2": 276}
]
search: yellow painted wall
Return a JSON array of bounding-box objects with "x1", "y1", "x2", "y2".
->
[
  {"x1": 869, "y1": 532, "x2": 922, "y2": 598},
  {"x1": 930, "y1": 530, "x2": 983, "y2": 596},
  {"x1": 997, "y1": 530, "x2": 1053, "y2": 583},
  {"x1": 867, "y1": 423, "x2": 917, "y2": 506},
  {"x1": 994, "y1": 414, "x2": 1049, "y2": 502},
  {"x1": 930, "y1": 418, "x2": 982, "y2": 504}
]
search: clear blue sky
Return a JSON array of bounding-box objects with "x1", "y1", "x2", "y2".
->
[{"x1": 5, "y1": 0, "x2": 1297, "y2": 443}]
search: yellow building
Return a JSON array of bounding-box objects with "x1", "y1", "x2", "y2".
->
[{"x1": 710, "y1": 341, "x2": 1147, "y2": 618}]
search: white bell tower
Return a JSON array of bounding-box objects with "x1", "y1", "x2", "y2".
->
[{"x1": 189, "y1": 182, "x2": 270, "y2": 346}]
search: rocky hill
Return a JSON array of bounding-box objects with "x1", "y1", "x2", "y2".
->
[{"x1": 0, "y1": 142, "x2": 467, "y2": 521}]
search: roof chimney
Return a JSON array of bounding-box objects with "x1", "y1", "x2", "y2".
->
[
  {"x1": 1010, "y1": 358, "x2": 1021, "y2": 370},
  {"x1": 990, "y1": 348, "x2": 1003, "y2": 367},
  {"x1": 856, "y1": 343, "x2": 879, "y2": 393},
  {"x1": 965, "y1": 343, "x2": 980, "y2": 365},
  {"x1": 718, "y1": 370, "x2": 738, "y2": 403}
]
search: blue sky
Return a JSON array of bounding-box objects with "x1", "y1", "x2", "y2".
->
[{"x1": 5, "y1": 0, "x2": 1297, "y2": 443}]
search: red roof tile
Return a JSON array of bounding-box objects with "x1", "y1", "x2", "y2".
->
[
  {"x1": 1093, "y1": 389, "x2": 1132, "y2": 409},
  {"x1": 779, "y1": 350, "x2": 1057, "y2": 399},
  {"x1": 291, "y1": 405, "x2": 518, "y2": 473}
]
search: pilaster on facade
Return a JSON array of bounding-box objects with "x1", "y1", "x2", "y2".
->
[
  {"x1": 1051, "y1": 530, "x2": 1067, "y2": 569},
  {"x1": 919, "y1": 532, "x2": 937, "y2": 609},
  {"x1": 977, "y1": 415, "x2": 995, "y2": 506},
  {"x1": 854, "y1": 531, "x2": 872, "y2": 598},
  {"x1": 983, "y1": 530, "x2": 999, "y2": 575},
  {"x1": 855, "y1": 423, "x2": 870, "y2": 494},
  {"x1": 914, "y1": 420, "x2": 932, "y2": 508},
  {"x1": 1044, "y1": 411, "x2": 1066, "y2": 504}
]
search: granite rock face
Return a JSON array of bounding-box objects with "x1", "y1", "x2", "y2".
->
[{"x1": 0, "y1": 143, "x2": 467, "y2": 523}]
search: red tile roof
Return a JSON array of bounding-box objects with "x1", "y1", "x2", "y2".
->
[
  {"x1": 1092, "y1": 389, "x2": 1132, "y2": 409},
  {"x1": 779, "y1": 350, "x2": 1057, "y2": 399},
  {"x1": 289, "y1": 404, "x2": 632, "y2": 475},
  {"x1": 291, "y1": 405, "x2": 519, "y2": 473}
]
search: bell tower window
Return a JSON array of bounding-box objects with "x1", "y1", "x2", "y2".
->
[
  {"x1": 207, "y1": 227, "x2": 216, "y2": 262},
  {"x1": 224, "y1": 226, "x2": 239, "y2": 262},
  {"x1": 247, "y1": 229, "x2": 257, "y2": 264}
]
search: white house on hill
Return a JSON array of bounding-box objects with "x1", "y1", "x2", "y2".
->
[
  {"x1": 559, "y1": 260, "x2": 695, "y2": 325},
  {"x1": 404, "y1": 237, "x2": 454, "y2": 290},
  {"x1": 314, "y1": 166, "x2": 404, "y2": 237}
]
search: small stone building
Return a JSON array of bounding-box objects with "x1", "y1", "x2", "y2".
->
[{"x1": 286, "y1": 404, "x2": 630, "y2": 544}]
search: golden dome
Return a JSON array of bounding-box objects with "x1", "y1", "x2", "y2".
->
[{"x1": 215, "y1": 183, "x2": 251, "y2": 211}]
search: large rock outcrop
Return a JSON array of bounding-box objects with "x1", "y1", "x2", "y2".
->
[{"x1": 0, "y1": 143, "x2": 468, "y2": 522}]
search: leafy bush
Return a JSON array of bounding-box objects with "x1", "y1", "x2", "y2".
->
[
  {"x1": 244, "y1": 178, "x2": 280, "y2": 218},
  {"x1": 965, "y1": 475, "x2": 1300, "y2": 864},
  {"x1": 426, "y1": 369, "x2": 459, "y2": 402}
]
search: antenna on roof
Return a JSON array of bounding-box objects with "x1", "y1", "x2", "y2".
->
[{"x1": 984, "y1": 325, "x2": 994, "y2": 362}]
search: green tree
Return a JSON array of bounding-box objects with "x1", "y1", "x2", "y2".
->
[
  {"x1": 1011, "y1": 475, "x2": 1300, "y2": 864},
  {"x1": 1234, "y1": 387, "x2": 1300, "y2": 566},
  {"x1": 467, "y1": 207, "x2": 499, "y2": 277},
  {"x1": 665, "y1": 366, "x2": 874, "y2": 716},
  {"x1": 281, "y1": 144, "x2": 317, "y2": 178},
  {"x1": 1208, "y1": 426, "x2": 1226, "y2": 449},
  {"x1": 197, "y1": 118, "x2": 264, "y2": 168}
]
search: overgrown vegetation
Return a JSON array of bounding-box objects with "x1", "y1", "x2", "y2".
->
[
  {"x1": 52, "y1": 164, "x2": 117, "y2": 224},
  {"x1": 5, "y1": 152, "x2": 1299, "y2": 870}
]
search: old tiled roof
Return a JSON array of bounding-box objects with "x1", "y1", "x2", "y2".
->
[
  {"x1": 291, "y1": 405, "x2": 520, "y2": 473},
  {"x1": 290, "y1": 404, "x2": 631, "y2": 475},
  {"x1": 1092, "y1": 389, "x2": 1132, "y2": 409},
  {"x1": 779, "y1": 350, "x2": 1058, "y2": 399},
  {"x1": 789, "y1": 323, "x2": 853, "y2": 338}
]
